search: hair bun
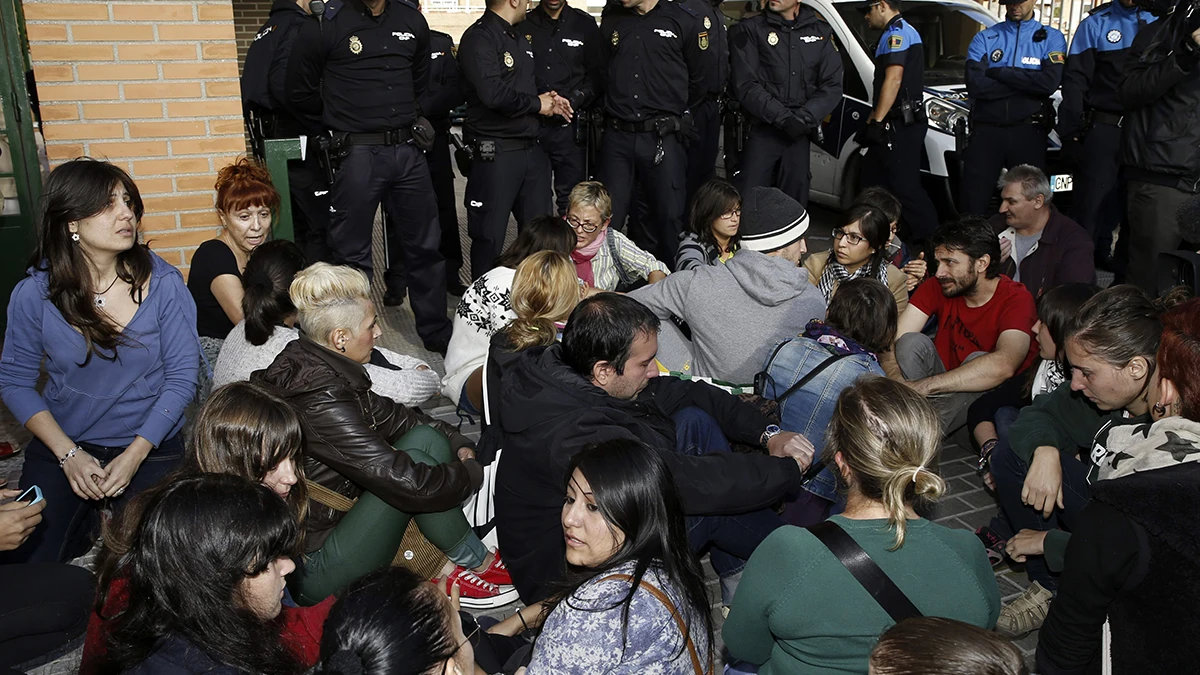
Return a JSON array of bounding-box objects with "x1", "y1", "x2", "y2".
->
[
  {"x1": 215, "y1": 157, "x2": 273, "y2": 192},
  {"x1": 326, "y1": 649, "x2": 365, "y2": 675}
]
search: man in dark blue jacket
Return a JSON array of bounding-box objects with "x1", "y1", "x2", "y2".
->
[{"x1": 960, "y1": 0, "x2": 1066, "y2": 215}]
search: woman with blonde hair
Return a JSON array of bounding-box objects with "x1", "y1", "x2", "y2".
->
[
  {"x1": 724, "y1": 377, "x2": 999, "y2": 675},
  {"x1": 252, "y1": 263, "x2": 515, "y2": 609},
  {"x1": 504, "y1": 251, "x2": 583, "y2": 350}
]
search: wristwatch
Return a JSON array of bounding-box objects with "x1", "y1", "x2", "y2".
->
[{"x1": 761, "y1": 424, "x2": 783, "y2": 446}]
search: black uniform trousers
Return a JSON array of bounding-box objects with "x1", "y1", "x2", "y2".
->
[
  {"x1": 385, "y1": 128, "x2": 464, "y2": 294},
  {"x1": 1126, "y1": 179, "x2": 1189, "y2": 297},
  {"x1": 737, "y1": 124, "x2": 812, "y2": 208},
  {"x1": 539, "y1": 121, "x2": 587, "y2": 215},
  {"x1": 330, "y1": 143, "x2": 451, "y2": 346},
  {"x1": 464, "y1": 141, "x2": 552, "y2": 280},
  {"x1": 598, "y1": 128, "x2": 687, "y2": 268},
  {"x1": 860, "y1": 119, "x2": 939, "y2": 242},
  {"x1": 287, "y1": 151, "x2": 333, "y2": 263},
  {"x1": 959, "y1": 122, "x2": 1047, "y2": 215},
  {"x1": 1072, "y1": 120, "x2": 1123, "y2": 261},
  {"x1": 685, "y1": 99, "x2": 721, "y2": 202}
]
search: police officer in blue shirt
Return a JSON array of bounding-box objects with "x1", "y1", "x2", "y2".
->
[
  {"x1": 855, "y1": 0, "x2": 938, "y2": 243},
  {"x1": 1058, "y1": 0, "x2": 1156, "y2": 271},
  {"x1": 960, "y1": 0, "x2": 1066, "y2": 215}
]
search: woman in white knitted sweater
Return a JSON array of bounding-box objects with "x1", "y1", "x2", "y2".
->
[{"x1": 212, "y1": 240, "x2": 439, "y2": 407}]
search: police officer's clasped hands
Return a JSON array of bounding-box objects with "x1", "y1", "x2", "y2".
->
[{"x1": 539, "y1": 91, "x2": 575, "y2": 122}]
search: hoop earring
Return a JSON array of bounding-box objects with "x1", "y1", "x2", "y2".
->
[
  {"x1": 1153, "y1": 401, "x2": 1167, "y2": 417},
  {"x1": 338, "y1": 344, "x2": 346, "y2": 353},
  {"x1": 71, "y1": 232, "x2": 80, "y2": 242}
]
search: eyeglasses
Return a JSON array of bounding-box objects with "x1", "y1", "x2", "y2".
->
[
  {"x1": 456, "y1": 620, "x2": 481, "y2": 653},
  {"x1": 832, "y1": 228, "x2": 866, "y2": 246},
  {"x1": 565, "y1": 214, "x2": 600, "y2": 233},
  {"x1": 719, "y1": 208, "x2": 741, "y2": 220}
]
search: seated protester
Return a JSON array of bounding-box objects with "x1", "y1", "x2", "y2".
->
[
  {"x1": 442, "y1": 216, "x2": 576, "y2": 414},
  {"x1": 889, "y1": 216, "x2": 1039, "y2": 433},
  {"x1": 853, "y1": 186, "x2": 926, "y2": 288},
  {"x1": 871, "y1": 617, "x2": 1028, "y2": 675},
  {"x1": 494, "y1": 293, "x2": 814, "y2": 604},
  {"x1": 991, "y1": 285, "x2": 1187, "y2": 637},
  {"x1": 969, "y1": 283, "x2": 1099, "y2": 560},
  {"x1": 83, "y1": 381, "x2": 335, "y2": 675},
  {"x1": 212, "y1": 241, "x2": 440, "y2": 406},
  {"x1": 568, "y1": 181, "x2": 669, "y2": 291},
  {"x1": 521, "y1": 440, "x2": 713, "y2": 674},
  {"x1": 630, "y1": 186, "x2": 825, "y2": 385},
  {"x1": 675, "y1": 178, "x2": 741, "y2": 271},
  {"x1": 804, "y1": 203, "x2": 911, "y2": 313},
  {"x1": 989, "y1": 165, "x2": 1095, "y2": 300},
  {"x1": 0, "y1": 158, "x2": 199, "y2": 565},
  {"x1": 1036, "y1": 299, "x2": 1200, "y2": 675},
  {"x1": 251, "y1": 264, "x2": 514, "y2": 608},
  {"x1": 723, "y1": 377, "x2": 1000, "y2": 675},
  {"x1": 100, "y1": 474, "x2": 303, "y2": 675},
  {"x1": 188, "y1": 157, "x2": 279, "y2": 369},
  {"x1": 316, "y1": 567, "x2": 482, "y2": 675},
  {"x1": 0, "y1": 495, "x2": 95, "y2": 674},
  {"x1": 762, "y1": 278, "x2": 897, "y2": 522}
]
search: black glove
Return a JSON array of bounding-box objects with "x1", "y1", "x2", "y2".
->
[
  {"x1": 1058, "y1": 135, "x2": 1083, "y2": 169},
  {"x1": 411, "y1": 116, "x2": 435, "y2": 152},
  {"x1": 854, "y1": 119, "x2": 886, "y2": 147},
  {"x1": 781, "y1": 115, "x2": 810, "y2": 141}
]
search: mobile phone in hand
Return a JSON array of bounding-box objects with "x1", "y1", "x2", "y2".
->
[{"x1": 15, "y1": 485, "x2": 43, "y2": 506}]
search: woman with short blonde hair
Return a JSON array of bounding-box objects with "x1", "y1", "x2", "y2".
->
[
  {"x1": 724, "y1": 377, "x2": 1000, "y2": 674},
  {"x1": 567, "y1": 181, "x2": 669, "y2": 291}
]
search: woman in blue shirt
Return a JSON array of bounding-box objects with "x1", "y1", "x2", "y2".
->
[{"x1": 0, "y1": 158, "x2": 199, "y2": 564}]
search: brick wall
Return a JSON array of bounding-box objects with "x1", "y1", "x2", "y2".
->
[
  {"x1": 232, "y1": 0, "x2": 273, "y2": 68},
  {"x1": 22, "y1": 0, "x2": 246, "y2": 275}
]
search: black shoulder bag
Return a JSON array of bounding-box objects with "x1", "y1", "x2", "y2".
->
[{"x1": 806, "y1": 520, "x2": 922, "y2": 623}]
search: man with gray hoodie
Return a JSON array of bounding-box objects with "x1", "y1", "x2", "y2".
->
[{"x1": 630, "y1": 186, "x2": 827, "y2": 385}]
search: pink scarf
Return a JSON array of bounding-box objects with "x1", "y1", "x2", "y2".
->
[{"x1": 570, "y1": 229, "x2": 607, "y2": 287}]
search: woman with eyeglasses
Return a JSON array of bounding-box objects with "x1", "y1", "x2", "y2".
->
[
  {"x1": 567, "y1": 182, "x2": 669, "y2": 292},
  {"x1": 803, "y1": 204, "x2": 911, "y2": 313},
  {"x1": 676, "y1": 179, "x2": 741, "y2": 271}
]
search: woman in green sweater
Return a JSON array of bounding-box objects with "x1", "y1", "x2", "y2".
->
[{"x1": 723, "y1": 377, "x2": 999, "y2": 675}]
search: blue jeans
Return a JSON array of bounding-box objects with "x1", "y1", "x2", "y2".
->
[
  {"x1": 1, "y1": 435, "x2": 184, "y2": 564},
  {"x1": 672, "y1": 408, "x2": 784, "y2": 586}
]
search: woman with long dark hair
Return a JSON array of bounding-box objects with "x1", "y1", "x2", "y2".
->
[
  {"x1": 102, "y1": 473, "x2": 302, "y2": 675},
  {"x1": 520, "y1": 439, "x2": 714, "y2": 674},
  {"x1": 0, "y1": 158, "x2": 200, "y2": 564},
  {"x1": 676, "y1": 179, "x2": 741, "y2": 271},
  {"x1": 803, "y1": 204, "x2": 911, "y2": 312}
]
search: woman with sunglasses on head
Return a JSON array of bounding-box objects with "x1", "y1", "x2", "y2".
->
[
  {"x1": 0, "y1": 158, "x2": 200, "y2": 565},
  {"x1": 803, "y1": 204, "x2": 911, "y2": 313},
  {"x1": 567, "y1": 182, "x2": 669, "y2": 292},
  {"x1": 676, "y1": 179, "x2": 741, "y2": 271}
]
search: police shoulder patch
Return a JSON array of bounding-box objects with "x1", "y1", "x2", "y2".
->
[
  {"x1": 888, "y1": 34, "x2": 903, "y2": 50},
  {"x1": 699, "y1": 31, "x2": 709, "y2": 51},
  {"x1": 1106, "y1": 29, "x2": 1122, "y2": 43},
  {"x1": 1048, "y1": 50, "x2": 1065, "y2": 64},
  {"x1": 990, "y1": 48, "x2": 1003, "y2": 62}
]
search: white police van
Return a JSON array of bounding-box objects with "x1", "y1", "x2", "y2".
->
[{"x1": 722, "y1": 0, "x2": 1071, "y2": 215}]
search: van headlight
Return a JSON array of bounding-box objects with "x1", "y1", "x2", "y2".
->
[{"x1": 925, "y1": 98, "x2": 969, "y2": 135}]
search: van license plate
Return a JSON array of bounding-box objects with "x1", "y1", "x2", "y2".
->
[{"x1": 1051, "y1": 174, "x2": 1073, "y2": 192}]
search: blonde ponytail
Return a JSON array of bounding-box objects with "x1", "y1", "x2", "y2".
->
[{"x1": 504, "y1": 251, "x2": 580, "y2": 350}]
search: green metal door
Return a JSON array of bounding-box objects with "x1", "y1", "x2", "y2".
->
[{"x1": 0, "y1": 0, "x2": 41, "y2": 324}]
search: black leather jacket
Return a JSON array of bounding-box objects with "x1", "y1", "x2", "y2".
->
[{"x1": 252, "y1": 336, "x2": 481, "y2": 552}]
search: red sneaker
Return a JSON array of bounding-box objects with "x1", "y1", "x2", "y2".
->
[
  {"x1": 476, "y1": 550, "x2": 513, "y2": 587},
  {"x1": 435, "y1": 567, "x2": 518, "y2": 610}
]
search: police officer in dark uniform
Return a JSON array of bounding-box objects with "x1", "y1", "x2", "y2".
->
[
  {"x1": 241, "y1": 0, "x2": 331, "y2": 262},
  {"x1": 856, "y1": 0, "x2": 938, "y2": 243},
  {"x1": 287, "y1": 0, "x2": 452, "y2": 352},
  {"x1": 384, "y1": 22, "x2": 468, "y2": 304},
  {"x1": 525, "y1": 0, "x2": 602, "y2": 215},
  {"x1": 1058, "y1": 0, "x2": 1156, "y2": 270},
  {"x1": 598, "y1": 0, "x2": 705, "y2": 267},
  {"x1": 960, "y1": 0, "x2": 1066, "y2": 215},
  {"x1": 459, "y1": 0, "x2": 567, "y2": 280},
  {"x1": 729, "y1": 0, "x2": 843, "y2": 208},
  {"x1": 677, "y1": 0, "x2": 729, "y2": 204}
]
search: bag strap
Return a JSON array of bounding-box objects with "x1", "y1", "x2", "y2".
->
[
  {"x1": 605, "y1": 232, "x2": 639, "y2": 290},
  {"x1": 305, "y1": 478, "x2": 356, "y2": 513},
  {"x1": 805, "y1": 521, "x2": 922, "y2": 623},
  {"x1": 772, "y1": 351, "x2": 852, "y2": 404},
  {"x1": 599, "y1": 573, "x2": 711, "y2": 675}
]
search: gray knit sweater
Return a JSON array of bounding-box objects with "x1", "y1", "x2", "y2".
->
[{"x1": 629, "y1": 250, "x2": 827, "y2": 385}]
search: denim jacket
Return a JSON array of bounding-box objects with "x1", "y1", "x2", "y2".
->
[{"x1": 764, "y1": 336, "x2": 883, "y2": 501}]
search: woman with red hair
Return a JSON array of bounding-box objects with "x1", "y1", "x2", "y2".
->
[
  {"x1": 187, "y1": 157, "x2": 281, "y2": 383},
  {"x1": 1036, "y1": 297, "x2": 1200, "y2": 675}
]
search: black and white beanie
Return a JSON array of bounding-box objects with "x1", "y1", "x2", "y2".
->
[{"x1": 738, "y1": 186, "x2": 810, "y2": 253}]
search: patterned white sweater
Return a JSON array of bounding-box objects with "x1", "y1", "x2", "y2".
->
[{"x1": 440, "y1": 266, "x2": 517, "y2": 405}]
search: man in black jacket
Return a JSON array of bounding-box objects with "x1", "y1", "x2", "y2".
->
[
  {"x1": 1118, "y1": 4, "x2": 1200, "y2": 295},
  {"x1": 493, "y1": 293, "x2": 813, "y2": 603}
]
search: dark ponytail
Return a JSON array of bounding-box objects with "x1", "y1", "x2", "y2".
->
[{"x1": 241, "y1": 240, "x2": 307, "y2": 345}]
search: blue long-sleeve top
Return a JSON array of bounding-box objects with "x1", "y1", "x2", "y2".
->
[
  {"x1": 0, "y1": 252, "x2": 200, "y2": 448},
  {"x1": 966, "y1": 16, "x2": 1067, "y2": 125}
]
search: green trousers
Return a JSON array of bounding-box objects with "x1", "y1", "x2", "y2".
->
[{"x1": 290, "y1": 425, "x2": 487, "y2": 605}]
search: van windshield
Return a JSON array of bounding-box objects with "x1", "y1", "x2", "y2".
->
[{"x1": 837, "y1": 2, "x2": 995, "y2": 86}]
